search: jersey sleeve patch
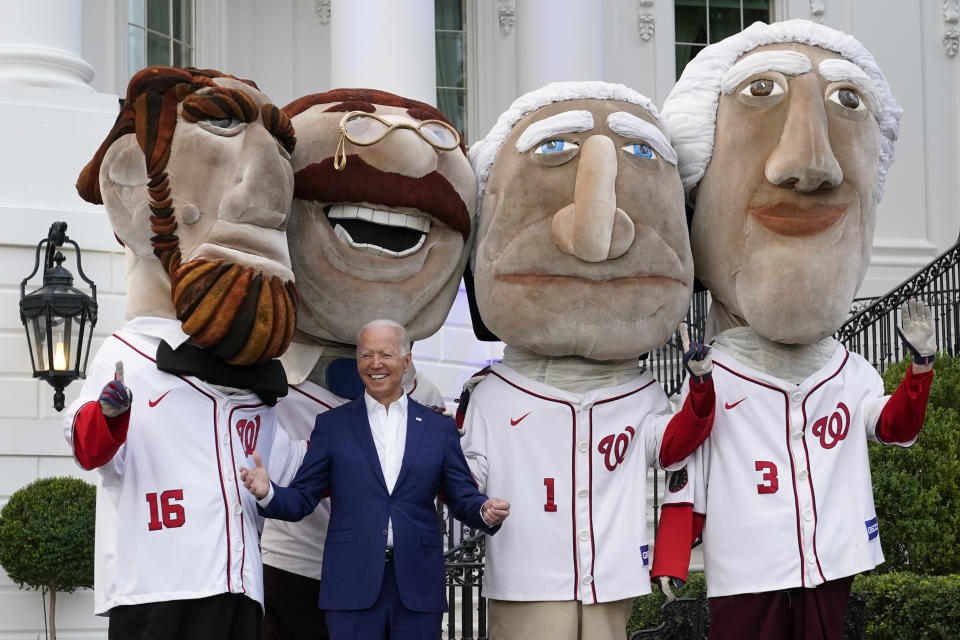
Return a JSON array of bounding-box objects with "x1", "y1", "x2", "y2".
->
[
  {"x1": 668, "y1": 467, "x2": 689, "y2": 493},
  {"x1": 865, "y1": 517, "x2": 879, "y2": 541}
]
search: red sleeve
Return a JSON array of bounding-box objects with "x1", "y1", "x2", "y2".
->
[
  {"x1": 71, "y1": 401, "x2": 130, "y2": 470},
  {"x1": 652, "y1": 503, "x2": 702, "y2": 582},
  {"x1": 660, "y1": 378, "x2": 716, "y2": 468},
  {"x1": 875, "y1": 365, "x2": 933, "y2": 444}
]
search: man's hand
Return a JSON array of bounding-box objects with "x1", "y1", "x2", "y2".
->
[
  {"x1": 239, "y1": 450, "x2": 271, "y2": 500},
  {"x1": 99, "y1": 361, "x2": 132, "y2": 418},
  {"x1": 680, "y1": 325, "x2": 712, "y2": 383},
  {"x1": 897, "y1": 298, "x2": 936, "y2": 369},
  {"x1": 481, "y1": 498, "x2": 510, "y2": 526}
]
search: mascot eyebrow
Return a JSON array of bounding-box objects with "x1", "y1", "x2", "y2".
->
[
  {"x1": 515, "y1": 110, "x2": 595, "y2": 153},
  {"x1": 607, "y1": 113, "x2": 677, "y2": 166},
  {"x1": 720, "y1": 50, "x2": 813, "y2": 93}
]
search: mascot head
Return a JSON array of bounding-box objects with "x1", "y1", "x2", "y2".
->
[
  {"x1": 77, "y1": 66, "x2": 299, "y2": 365},
  {"x1": 282, "y1": 89, "x2": 476, "y2": 345},
  {"x1": 468, "y1": 81, "x2": 693, "y2": 360},
  {"x1": 662, "y1": 19, "x2": 901, "y2": 343}
]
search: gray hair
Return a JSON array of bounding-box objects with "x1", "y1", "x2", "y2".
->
[
  {"x1": 356, "y1": 319, "x2": 410, "y2": 356},
  {"x1": 661, "y1": 19, "x2": 901, "y2": 201}
]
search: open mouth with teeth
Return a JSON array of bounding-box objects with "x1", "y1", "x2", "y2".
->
[{"x1": 326, "y1": 204, "x2": 431, "y2": 257}]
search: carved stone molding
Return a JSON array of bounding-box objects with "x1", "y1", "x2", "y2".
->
[
  {"x1": 638, "y1": 0, "x2": 655, "y2": 41},
  {"x1": 498, "y1": 2, "x2": 515, "y2": 36},
  {"x1": 944, "y1": 0, "x2": 959, "y2": 56},
  {"x1": 810, "y1": 0, "x2": 825, "y2": 23},
  {"x1": 315, "y1": 0, "x2": 330, "y2": 25}
]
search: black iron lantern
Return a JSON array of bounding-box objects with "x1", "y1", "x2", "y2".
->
[{"x1": 19, "y1": 222, "x2": 98, "y2": 411}]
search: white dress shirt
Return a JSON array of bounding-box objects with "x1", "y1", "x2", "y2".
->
[{"x1": 364, "y1": 391, "x2": 408, "y2": 548}]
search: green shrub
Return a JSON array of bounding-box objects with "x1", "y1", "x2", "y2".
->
[
  {"x1": 0, "y1": 476, "x2": 96, "y2": 639},
  {"x1": 872, "y1": 354, "x2": 960, "y2": 574},
  {"x1": 854, "y1": 572, "x2": 960, "y2": 640},
  {"x1": 627, "y1": 572, "x2": 707, "y2": 632}
]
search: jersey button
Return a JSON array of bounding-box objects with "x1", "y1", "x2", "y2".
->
[
  {"x1": 578, "y1": 529, "x2": 590, "y2": 541},
  {"x1": 578, "y1": 489, "x2": 588, "y2": 498},
  {"x1": 791, "y1": 390, "x2": 804, "y2": 403},
  {"x1": 798, "y1": 469, "x2": 808, "y2": 480},
  {"x1": 232, "y1": 503, "x2": 243, "y2": 515},
  {"x1": 234, "y1": 541, "x2": 243, "y2": 552},
  {"x1": 803, "y1": 510, "x2": 814, "y2": 521},
  {"x1": 793, "y1": 431, "x2": 804, "y2": 440},
  {"x1": 578, "y1": 441, "x2": 589, "y2": 453},
  {"x1": 582, "y1": 575, "x2": 593, "y2": 585}
]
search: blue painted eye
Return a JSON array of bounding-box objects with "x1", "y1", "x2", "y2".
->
[
  {"x1": 534, "y1": 139, "x2": 578, "y2": 154},
  {"x1": 622, "y1": 143, "x2": 657, "y2": 159}
]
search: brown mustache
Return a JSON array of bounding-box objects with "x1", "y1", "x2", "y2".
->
[
  {"x1": 294, "y1": 155, "x2": 470, "y2": 240},
  {"x1": 170, "y1": 257, "x2": 298, "y2": 365}
]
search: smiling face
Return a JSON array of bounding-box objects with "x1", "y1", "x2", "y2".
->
[
  {"x1": 691, "y1": 43, "x2": 882, "y2": 343},
  {"x1": 283, "y1": 90, "x2": 477, "y2": 345},
  {"x1": 474, "y1": 98, "x2": 693, "y2": 359},
  {"x1": 357, "y1": 324, "x2": 411, "y2": 404}
]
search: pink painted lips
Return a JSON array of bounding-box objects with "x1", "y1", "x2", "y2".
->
[{"x1": 748, "y1": 200, "x2": 848, "y2": 237}]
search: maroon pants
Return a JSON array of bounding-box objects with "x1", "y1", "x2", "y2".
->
[{"x1": 709, "y1": 575, "x2": 854, "y2": 640}]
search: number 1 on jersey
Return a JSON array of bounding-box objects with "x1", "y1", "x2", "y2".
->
[{"x1": 543, "y1": 477, "x2": 558, "y2": 512}]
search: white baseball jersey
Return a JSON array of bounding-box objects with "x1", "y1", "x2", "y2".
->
[
  {"x1": 63, "y1": 317, "x2": 306, "y2": 615},
  {"x1": 461, "y1": 363, "x2": 685, "y2": 604},
  {"x1": 663, "y1": 344, "x2": 900, "y2": 598},
  {"x1": 262, "y1": 371, "x2": 446, "y2": 579}
]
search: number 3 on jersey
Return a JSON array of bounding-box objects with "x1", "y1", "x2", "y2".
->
[
  {"x1": 755, "y1": 461, "x2": 779, "y2": 494},
  {"x1": 146, "y1": 490, "x2": 186, "y2": 531}
]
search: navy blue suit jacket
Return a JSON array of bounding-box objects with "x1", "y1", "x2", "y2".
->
[{"x1": 260, "y1": 396, "x2": 498, "y2": 612}]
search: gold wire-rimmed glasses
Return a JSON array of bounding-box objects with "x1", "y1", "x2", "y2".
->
[{"x1": 334, "y1": 111, "x2": 461, "y2": 170}]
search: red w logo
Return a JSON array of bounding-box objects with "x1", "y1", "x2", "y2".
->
[
  {"x1": 811, "y1": 402, "x2": 850, "y2": 449},
  {"x1": 235, "y1": 415, "x2": 262, "y2": 457},
  {"x1": 597, "y1": 426, "x2": 636, "y2": 471}
]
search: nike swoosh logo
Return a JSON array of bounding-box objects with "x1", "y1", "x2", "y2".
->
[
  {"x1": 510, "y1": 412, "x2": 532, "y2": 426},
  {"x1": 725, "y1": 398, "x2": 747, "y2": 410},
  {"x1": 148, "y1": 390, "x2": 172, "y2": 407}
]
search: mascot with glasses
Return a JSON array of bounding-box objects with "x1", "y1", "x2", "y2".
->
[{"x1": 257, "y1": 89, "x2": 478, "y2": 640}]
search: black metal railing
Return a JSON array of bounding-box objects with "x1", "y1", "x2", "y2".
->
[{"x1": 836, "y1": 236, "x2": 960, "y2": 371}]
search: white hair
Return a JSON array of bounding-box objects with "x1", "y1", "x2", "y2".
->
[
  {"x1": 357, "y1": 319, "x2": 410, "y2": 356},
  {"x1": 469, "y1": 81, "x2": 662, "y2": 207},
  {"x1": 661, "y1": 19, "x2": 902, "y2": 201}
]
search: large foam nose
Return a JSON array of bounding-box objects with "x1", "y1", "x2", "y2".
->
[
  {"x1": 764, "y1": 74, "x2": 843, "y2": 193},
  {"x1": 551, "y1": 135, "x2": 634, "y2": 262}
]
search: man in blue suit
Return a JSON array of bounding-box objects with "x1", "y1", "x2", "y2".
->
[{"x1": 241, "y1": 319, "x2": 510, "y2": 640}]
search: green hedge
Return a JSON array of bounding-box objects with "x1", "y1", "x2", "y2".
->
[
  {"x1": 854, "y1": 572, "x2": 960, "y2": 640},
  {"x1": 0, "y1": 476, "x2": 95, "y2": 593},
  {"x1": 628, "y1": 572, "x2": 960, "y2": 638},
  {"x1": 873, "y1": 354, "x2": 960, "y2": 575}
]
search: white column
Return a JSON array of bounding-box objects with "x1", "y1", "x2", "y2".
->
[
  {"x1": 330, "y1": 0, "x2": 437, "y2": 105},
  {"x1": 0, "y1": 0, "x2": 94, "y2": 90},
  {"x1": 515, "y1": 0, "x2": 605, "y2": 94}
]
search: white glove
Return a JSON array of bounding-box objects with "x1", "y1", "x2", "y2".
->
[
  {"x1": 897, "y1": 299, "x2": 936, "y2": 365},
  {"x1": 658, "y1": 576, "x2": 677, "y2": 602}
]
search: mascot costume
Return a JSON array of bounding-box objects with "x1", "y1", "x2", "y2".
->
[
  {"x1": 650, "y1": 20, "x2": 937, "y2": 640},
  {"x1": 258, "y1": 89, "x2": 477, "y2": 640},
  {"x1": 460, "y1": 81, "x2": 716, "y2": 640},
  {"x1": 65, "y1": 67, "x2": 304, "y2": 640}
]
